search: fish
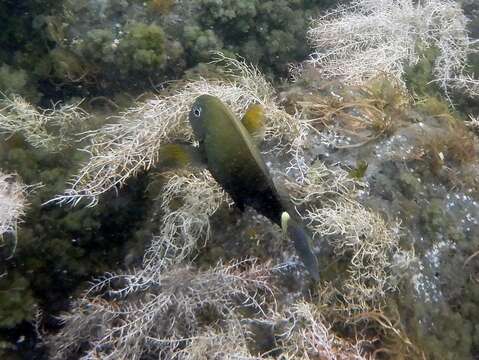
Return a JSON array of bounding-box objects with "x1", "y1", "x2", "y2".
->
[{"x1": 187, "y1": 94, "x2": 320, "y2": 281}]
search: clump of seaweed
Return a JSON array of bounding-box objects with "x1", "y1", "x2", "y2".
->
[
  {"x1": 49, "y1": 254, "x2": 374, "y2": 360},
  {"x1": 149, "y1": 0, "x2": 176, "y2": 15},
  {"x1": 0, "y1": 172, "x2": 27, "y2": 237},
  {"x1": 413, "y1": 97, "x2": 477, "y2": 172},
  {"x1": 179, "y1": 301, "x2": 370, "y2": 359},
  {"x1": 144, "y1": 170, "x2": 230, "y2": 271},
  {"x1": 284, "y1": 158, "x2": 416, "y2": 356},
  {"x1": 296, "y1": 75, "x2": 410, "y2": 148},
  {"x1": 301, "y1": 0, "x2": 479, "y2": 98},
  {"x1": 288, "y1": 163, "x2": 412, "y2": 314},
  {"x1": 174, "y1": 322, "x2": 255, "y2": 359},
  {"x1": 466, "y1": 114, "x2": 479, "y2": 133},
  {"x1": 309, "y1": 201, "x2": 405, "y2": 312},
  {"x1": 276, "y1": 302, "x2": 368, "y2": 359},
  {"x1": 48, "y1": 260, "x2": 272, "y2": 360},
  {"x1": 423, "y1": 124, "x2": 476, "y2": 171},
  {"x1": 286, "y1": 160, "x2": 362, "y2": 201},
  {"x1": 0, "y1": 94, "x2": 89, "y2": 151}
]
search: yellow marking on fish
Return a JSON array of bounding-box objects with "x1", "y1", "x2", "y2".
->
[
  {"x1": 241, "y1": 104, "x2": 265, "y2": 142},
  {"x1": 159, "y1": 144, "x2": 191, "y2": 168}
]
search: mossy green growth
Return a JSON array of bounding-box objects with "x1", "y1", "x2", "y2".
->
[
  {"x1": 79, "y1": 29, "x2": 116, "y2": 65},
  {"x1": 118, "y1": 22, "x2": 167, "y2": 74},
  {"x1": 0, "y1": 1, "x2": 65, "y2": 104},
  {"x1": 420, "y1": 198, "x2": 447, "y2": 235},
  {"x1": 0, "y1": 64, "x2": 39, "y2": 102},
  {"x1": 149, "y1": 0, "x2": 176, "y2": 14},
  {"x1": 349, "y1": 160, "x2": 368, "y2": 180},
  {"x1": 183, "y1": 25, "x2": 223, "y2": 62},
  {"x1": 396, "y1": 273, "x2": 479, "y2": 360},
  {"x1": 72, "y1": 22, "x2": 170, "y2": 87},
  {"x1": 398, "y1": 171, "x2": 422, "y2": 200},
  {"x1": 0, "y1": 64, "x2": 28, "y2": 94},
  {"x1": 180, "y1": 0, "x2": 327, "y2": 76},
  {"x1": 0, "y1": 0, "x2": 339, "y2": 100},
  {"x1": 404, "y1": 42, "x2": 478, "y2": 116},
  {"x1": 48, "y1": 48, "x2": 89, "y2": 83},
  {"x1": 417, "y1": 96, "x2": 453, "y2": 118},
  {"x1": 404, "y1": 45, "x2": 441, "y2": 99},
  {"x1": 0, "y1": 273, "x2": 35, "y2": 328}
]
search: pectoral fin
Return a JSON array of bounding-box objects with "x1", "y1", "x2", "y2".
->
[
  {"x1": 241, "y1": 103, "x2": 265, "y2": 143},
  {"x1": 157, "y1": 144, "x2": 206, "y2": 170},
  {"x1": 281, "y1": 212, "x2": 320, "y2": 281}
]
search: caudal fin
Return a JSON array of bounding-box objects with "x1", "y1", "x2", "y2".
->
[{"x1": 281, "y1": 212, "x2": 320, "y2": 281}]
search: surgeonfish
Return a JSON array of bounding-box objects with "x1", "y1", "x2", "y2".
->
[{"x1": 186, "y1": 95, "x2": 320, "y2": 281}]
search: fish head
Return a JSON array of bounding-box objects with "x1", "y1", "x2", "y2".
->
[{"x1": 188, "y1": 94, "x2": 224, "y2": 142}]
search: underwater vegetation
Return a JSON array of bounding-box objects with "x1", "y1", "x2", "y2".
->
[
  {"x1": 0, "y1": 0, "x2": 477, "y2": 359},
  {"x1": 0, "y1": 172, "x2": 27, "y2": 237},
  {"x1": 288, "y1": 65, "x2": 479, "y2": 358},
  {"x1": 0, "y1": 0, "x2": 339, "y2": 106},
  {"x1": 300, "y1": 0, "x2": 479, "y2": 102}
]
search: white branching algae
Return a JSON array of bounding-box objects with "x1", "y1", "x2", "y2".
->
[
  {"x1": 0, "y1": 94, "x2": 89, "y2": 151},
  {"x1": 0, "y1": 172, "x2": 27, "y2": 237},
  {"x1": 49, "y1": 260, "x2": 273, "y2": 360},
  {"x1": 287, "y1": 161, "x2": 414, "y2": 314},
  {"x1": 143, "y1": 170, "x2": 231, "y2": 271},
  {"x1": 301, "y1": 0, "x2": 479, "y2": 97}
]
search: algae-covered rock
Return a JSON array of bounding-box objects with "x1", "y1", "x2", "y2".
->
[
  {"x1": 0, "y1": 273, "x2": 35, "y2": 328},
  {"x1": 278, "y1": 72, "x2": 479, "y2": 358},
  {"x1": 0, "y1": 64, "x2": 39, "y2": 102},
  {"x1": 117, "y1": 22, "x2": 167, "y2": 74}
]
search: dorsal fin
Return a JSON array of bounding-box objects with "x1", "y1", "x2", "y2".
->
[{"x1": 241, "y1": 103, "x2": 265, "y2": 143}]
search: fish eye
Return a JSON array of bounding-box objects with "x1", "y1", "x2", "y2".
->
[{"x1": 193, "y1": 105, "x2": 201, "y2": 117}]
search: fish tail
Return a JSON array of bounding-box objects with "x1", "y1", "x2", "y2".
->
[{"x1": 281, "y1": 212, "x2": 320, "y2": 281}]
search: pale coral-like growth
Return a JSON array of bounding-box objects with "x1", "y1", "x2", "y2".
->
[
  {"x1": 0, "y1": 172, "x2": 27, "y2": 237},
  {"x1": 303, "y1": 0, "x2": 478, "y2": 97},
  {"x1": 143, "y1": 170, "x2": 231, "y2": 273},
  {"x1": 287, "y1": 160, "x2": 363, "y2": 201},
  {"x1": 277, "y1": 302, "x2": 368, "y2": 359},
  {"x1": 178, "y1": 301, "x2": 369, "y2": 360},
  {"x1": 176, "y1": 321, "x2": 257, "y2": 360},
  {"x1": 51, "y1": 259, "x2": 374, "y2": 360},
  {"x1": 308, "y1": 202, "x2": 403, "y2": 311},
  {"x1": 49, "y1": 260, "x2": 272, "y2": 360},
  {"x1": 288, "y1": 163, "x2": 413, "y2": 314},
  {"x1": 0, "y1": 94, "x2": 89, "y2": 150},
  {"x1": 466, "y1": 114, "x2": 479, "y2": 132},
  {"x1": 51, "y1": 53, "x2": 301, "y2": 206},
  {"x1": 64, "y1": 170, "x2": 230, "y2": 328}
]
